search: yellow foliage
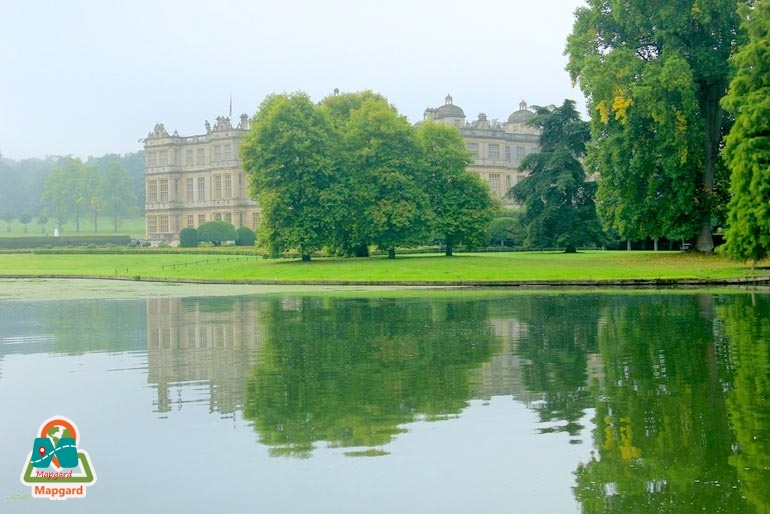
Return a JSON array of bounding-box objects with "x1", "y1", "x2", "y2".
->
[
  {"x1": 612, "y1": 93, "x2": 634, "y2": 123},
  {"x1": 597, "y1": 100, "x2": 610, "y2": 124}
]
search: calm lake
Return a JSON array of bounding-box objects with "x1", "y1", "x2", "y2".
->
[{"x1": 1, "y1": 282, "x2": 769, "y2": 513}]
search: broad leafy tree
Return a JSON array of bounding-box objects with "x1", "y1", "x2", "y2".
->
[
  {"x1": 98, "y1": 161, "x2": 138, "y2": 232},
  {"x1": 507, "y1": 100, "x2": 604, "y2": 252},
  {"x1": 197, "y1": 220, "x2": 236, "y2": 246},
  {"x1": 41, "y1": 157, "x2": 86, "y2": 233},
  {"x1": 566, "y1": 0, "x2": 743, "y2": 252},
  {"x1": 721, "y1": 0, "x2": 770, "y2": 263},
  {"x1": 321, "y1": 93, "x2": 431, "y2": 258},
  {"x1": 416, "y1": 121, "x2": 497, "y2": 256},
  {"x1": 488, "y1": 216, "x2": 522, "y2": 247},
  {"x1": 241, "y1": 93, "x2": 339, "y2": 261}
]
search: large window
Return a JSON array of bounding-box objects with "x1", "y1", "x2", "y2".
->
[
  {"x1": 158, "y1": 150, "x2": 169, "y2": 166},
  {"x1": 224, "y1": 174, "x2": 232, "y2": 199},
  {"x1": 214, "y1": 175, "x2": 222, "y2": 200},
  {"x1": 186, "y1": 215, "x2": 194, "y2": 228},
  {"x1": 147, "y1": 152, "x2": 157, "y2": 167},
  {"x1": 197, "y1": 177, "x2": 205, "y2": 201},
  {"x1": 159, "y1": 180, "x2": 169, "y2": 202},
  {"x1": 197, "y1": 148, "x2": 205, "y2": 165},
  {"x1": 489, "y1": 173, "x2": 500, "y2": 192},
  {"x1": 467, "y1": 143, "x2": 479, "y2": 157},
  {"x1": 224, "y1": 144, "x2": 232, "y2": 161},
  {"x1": 147, "y1": 216, "x2": 157, "y2": 233},
  {"x1": 515, "y1": 146, "x2": 526, "y2": 165},
  {"x1": 147, "y1": 180, "x2": 158, "y2": 203},
  {"x1": 198, "y1": 214, "x2": 205, "y2": 226},
  {"x1": 505, "y1": 146, "x2": 511, "y2": 162},
  {"x1": 159, "y1": 216, "x2": 169, "y2": 233},
  {"x1": 488, "y1": 144, "x2": 499, "y2": 160},
  {"x1": 213, "y1": 145, "x2": 222, "y2": 162},
  {"x1": 185, "y1": 149, "x2": 193, "y2": 166},
  {"x1": 185, "y1": 179, "x2": 193, "y2": 202}
]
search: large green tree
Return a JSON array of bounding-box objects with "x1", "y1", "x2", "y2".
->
[
  {"x1": 566, "y1": 0, "x2": 743, "y2": 252},
  {"x1": 721, "y1": 0, "x2": 770, "y2": 263},
  {"x1": 507, "y1": 100, "x2": 604, "y2": 252},
  {"x1": 98, "y1": 161, "x2": 138, "y2": 232},
  {"x1": 321, "y1": 93, "x2": 432, "y2": 259},
  {"x1": 240, "y1": 92, "x2": 340, "y2": 261},
  {"x1": 416, "y1": 121, "x2": 497, "y2": 256},
  {"x1": 40, "y1": 157, "x2": 88, "y2": 233}
]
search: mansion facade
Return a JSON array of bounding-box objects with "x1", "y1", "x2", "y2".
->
[
  {"x1": 421, "y1": 95, "x2": 539, "y2": 201},
  {"x1": 143, "y1": 115, "x2": 259, "y2": 243},
  {"x1": 144, "y1": 95, "x2": 539, "y2": 243}
]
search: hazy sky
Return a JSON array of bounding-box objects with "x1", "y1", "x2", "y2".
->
[{"x1": 1, "y1": 0, "x2": 587, "y2": 160}]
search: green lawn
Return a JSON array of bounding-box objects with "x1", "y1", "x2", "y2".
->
[
  {"x1": 0, "y1": 216, "x2": 145, "y2": 240},
  {"x1": 0, "y1": 250, "x2": 763, "y2": 283}
]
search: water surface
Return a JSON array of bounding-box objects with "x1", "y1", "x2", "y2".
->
[{"x1": 1, "y1": 284, "x2": 768, "y2": 513}]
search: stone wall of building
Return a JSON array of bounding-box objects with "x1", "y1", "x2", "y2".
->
[
  {"x1": 421, "y1": 95, "x2": 540, "y2": 203},
  {"x1": 143, "y1": 115, "x2": 259, "y2": 243},
  {"x1": 144, "y1": 96, "x2": 540, "y2": 242}
]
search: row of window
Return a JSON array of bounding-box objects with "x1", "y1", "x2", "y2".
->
[
  {"x1": 147, "y1": 175, "x2": 236, "y2": 203},
  {"x1": 147, "y1": 212, "x2": 261, "y2": 234},
  {"x1": 467, "y1": 143, "x2": 533, "y2": 163},
  {"x1": 487, "y1": 173, "x2": 515, "y2": 196},
  {"x1": 147, "y1": 143, "x2": 236, "y2": 168}
]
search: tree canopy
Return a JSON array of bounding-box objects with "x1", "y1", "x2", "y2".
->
[
  {"x1": 242, "y1": 90, "x2": 494, "y2": 259},
  {"x1": 566, "y1": 0, "x2": 743, "y2": 252},
  {"x1": 416, "y1": 120, "x2": 497, "y2": 256},
  {"x1": 197, "y1": 220, "x2": 236, "y2": 246},
  {"x1": 507, "y1": 100, "x2": 604, "y2": 251},
  {"x1": 721, "y1": 0, "x2": 770, "y2": 263},
  {"x1": 240, "y1": 92, "x2": 339, "y2": 261}
]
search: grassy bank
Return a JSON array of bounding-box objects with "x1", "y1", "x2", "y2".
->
[{"x1": 0, "y1": 250, "x2": 765, "y2": 284}]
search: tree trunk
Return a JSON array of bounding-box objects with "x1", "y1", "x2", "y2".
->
[
  {"x1": 654, "y1": 238, "x2": 658, "y2": 251},
  {"x1": 113, "y1": 216, "x2": 118, "y2": 232},
  {"x1": 445, "y1": 243, "x2": 453, "y2": 257},
  {"x1": 696, "y1": 220, "x2": 714, "y2": 253},
  {"x1": 301, "y1": 253, "x2": 311, "y2": 262},
  {"x1": 626, "y1": 239, "x2": 631, "y2": 251},
  {"x1": 695, "y1": 81, "x2": 722, "y2": 253},
  {"x1": 387, "y1": 248, "x2": 396, "y2": 259}
]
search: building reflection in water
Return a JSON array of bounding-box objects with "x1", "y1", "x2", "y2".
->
[
  {"x1": 145, "y1": 296, "x2": 265, "y2": 418},
  {"x1": 144, "y1": 296, "x2": 604, "y2": 424}
]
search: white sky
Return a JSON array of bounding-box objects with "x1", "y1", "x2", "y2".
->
[{"x1": 0, "y1": 0, "x2": 587, "y2": 160}]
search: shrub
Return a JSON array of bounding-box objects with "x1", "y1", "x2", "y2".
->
[
  {"x1": 179, "y1": 227, "x2": 198, "y2": 248},
  {"x1": 197, "y1": 221, "x2": 236, "y2": 246},
  {"x1": 235, "y1": 226, "x2": 256, "y2": 246}
]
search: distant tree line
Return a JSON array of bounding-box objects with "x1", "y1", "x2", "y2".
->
[
  {"x1": 0, "y1": 152, "x2": 144, "y2": 234},
  {"x1": 240, "y1": 91, "x2": 498, "y2": 259}
]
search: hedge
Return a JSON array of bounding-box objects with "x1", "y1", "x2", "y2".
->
[{"x1": 0, "y1": 235, "x2": 131, "y2": 249}]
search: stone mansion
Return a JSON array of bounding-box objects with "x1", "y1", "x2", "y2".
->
[{"x1": 143, "y1": 95, "x2": 540, "y2": 243}]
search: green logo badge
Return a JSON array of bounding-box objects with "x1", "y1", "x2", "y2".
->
[{"x1": 20, "y1": 416, "x2": 97, "y2": 500}]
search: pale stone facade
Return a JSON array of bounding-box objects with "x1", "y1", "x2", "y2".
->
[
  {"x1": 144, "y1": 96, "x2": 539, "y2": 242},
  {"x1": 143, "y1": 115, "x2": 259, "y2": 243},
  {"x1": 422, "y1": 95, "x2": 540, "y2": 204}
]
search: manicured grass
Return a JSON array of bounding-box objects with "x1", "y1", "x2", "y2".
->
[
  {"x1": 0, "y1": 250, "x2": 764, "y2": 283},
  {"x1": 0, "y1": 216, "x2": 145, "y2": 240}
]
